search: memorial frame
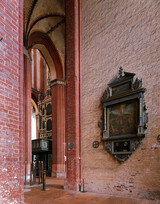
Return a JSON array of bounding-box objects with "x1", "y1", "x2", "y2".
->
[{"x1": 99, "y1": 67, "x2": 148, "y2": 162}]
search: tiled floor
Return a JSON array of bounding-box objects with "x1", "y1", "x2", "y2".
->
[{"x1": 24, "y1": 178, "x2": 160, "y2": 204}]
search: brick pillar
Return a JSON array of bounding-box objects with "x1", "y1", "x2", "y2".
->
[
  {"x1": 24, "y1": 55, "x2": 32, "y2": 182},
  {"x1": 34, "y1": 50, "x2": 37, "y2": 90},
  {"x1": 65, "y1": 0, "x2": 81, "y2": 191},
  {"x1": 51, "y1": 79, "x2": 66, "y2": 178}
]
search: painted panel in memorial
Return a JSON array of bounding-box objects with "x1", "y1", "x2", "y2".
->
[
  {"x1": 46, "y1": 104, "x2": 52, "y2": 115},
  {"x1": 109, "y1": 100, "x2": 138, "y2": 137},
  {"x1": 47, "y1": 119, "x2": 52, "y2": 131}
]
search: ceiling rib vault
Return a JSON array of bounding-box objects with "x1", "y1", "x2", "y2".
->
[{"x1": 24, "y1": 0, "x2": 65, "y2": 80}]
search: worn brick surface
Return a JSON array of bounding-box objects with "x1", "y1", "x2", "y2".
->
[
  {"x1": 81, "y1": 0, "x2": 160, "y2": 200},
  {"x1": 0, "y1": 0, "x2": 24, "y2": 203}
]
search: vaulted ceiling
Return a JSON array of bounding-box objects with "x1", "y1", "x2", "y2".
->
[{"x1": 24, "y1": 0, "x2": 65, "y2": 80}]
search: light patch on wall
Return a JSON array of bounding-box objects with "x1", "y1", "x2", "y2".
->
[
  {"x1": 32, "y1": 113, "x2": 37, "y2": 140},
  {"x1": 37, "y1": 50, "x2": 40, "y2": 90},
  {"x1": 31, "y1": 49, "x2": 34, "y2": 87},
  {"x1": 2, "y1": 168, "x2": 7, "y2": 172}
]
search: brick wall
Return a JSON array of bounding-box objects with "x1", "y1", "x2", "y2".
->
[
  {"x1": 0, "y1": 0, "x2": 24, "y2": 203},
  {"x1": 81, "y1": 0, "x2": 160, "y2": 200}
]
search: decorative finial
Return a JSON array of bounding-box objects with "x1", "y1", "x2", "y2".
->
[{"x1": 118, "y1": 67, "x2": 124, "y2": 78}]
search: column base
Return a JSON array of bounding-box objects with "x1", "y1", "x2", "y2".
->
[
  {"x1": 52, "y1": 171, "x2": 66, "y2": 178},
  {"x1": 64, "y1": 179, "x2": 79, "y2": 191},
  {"x1": 25, "y1": 163, "x2": 31, "y2": 184}
]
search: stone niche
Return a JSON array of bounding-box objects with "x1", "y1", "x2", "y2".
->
[{"x1": 99, "y1": 67, "x2": 148, "y2": 162}]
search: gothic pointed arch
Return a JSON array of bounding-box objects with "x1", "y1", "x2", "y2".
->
[{"x1": 28, "y1": 31, "x2": 64, "y2": 80}]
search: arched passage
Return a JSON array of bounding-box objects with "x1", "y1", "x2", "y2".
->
[
  {"x1": 24, "y1": 32, "x2": 66, "y2": 179},
  {"x1": 28, "y1": 31, "x2": 64, "y2": 80},
  {"x1": 23, "y1": 0, "x2": 81, "y2": 190}
]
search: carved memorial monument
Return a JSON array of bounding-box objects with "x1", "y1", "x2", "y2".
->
[
  {"x1": 99, "y1": 67, "x2": 148, "y2": 162},
  {"x1": 32, "y1": 76, "x2": 52, "y2": 176}
]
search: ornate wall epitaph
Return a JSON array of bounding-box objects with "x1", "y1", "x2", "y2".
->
[
  {"x1": 99, "y1": 67, "x2": 148, "y2": 162},
  {"x1": 38, "y1": 77, "x2": 52, "y2": 139}
]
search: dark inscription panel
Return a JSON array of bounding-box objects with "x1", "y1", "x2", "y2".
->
[
  {"x1": 46, "y1": 104, "x2": 52, "y2": 115},
  {"x1": 114, "y1": 141, "x2": 130, "y2": 153},
  {"x1": 47, "y1": 119, "x2": 52, "y2": 131},
  {"x1": 39, "y1": 115, "x2": 42, "y2": 129},
  {"x1": 42, "y1": 108, "x2": 45, "y2": 115},
  {"x1": 112, "y1": 82, "x2": 131, "y2": 95}
]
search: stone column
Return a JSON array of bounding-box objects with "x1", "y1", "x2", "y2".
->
[
  {"x1": 51, "y1": 79, "x2": 66, "y2": 178},
  {"x1": 24, "y1": 54, "x2": 32, "y2": 183}
]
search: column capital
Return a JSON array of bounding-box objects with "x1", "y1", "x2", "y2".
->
[
  {"x1": 23, "y1": 46, "x2": 32, "y2": 62},
  {"x1": 50, "y1": 79, "x2": 66, "y2": 87}
]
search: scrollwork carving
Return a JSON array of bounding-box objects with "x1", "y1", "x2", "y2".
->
[
  {"x1": 104, "y1": 142, "x2": 112, "y2": 153},
  {"x1": 114, "y1": 155, "x2": 129, "y2": 163},
  {"x1": 144, "y1": 112, "x2": 148, "y2": 129},
  {"x1": 102, "y1": 88, "x2": 110, "y2": 100},
  {"x1": 131, "y1": 139, "x2": 141, "y2": 151},
  {"x1": 132, "y1": 78, "x2": 142, "y2": 90},
  {"x1": 98, "y1": 120, "x2": 103, "y2": 136}
]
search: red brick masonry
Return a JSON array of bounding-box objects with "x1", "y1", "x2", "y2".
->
[{"x1": 0, "y1": 0, "x2": 24, "y2": 203}]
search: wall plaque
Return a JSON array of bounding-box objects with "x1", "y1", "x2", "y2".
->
[
  {"x1": 92, "y1": 141, "x2": 100, "y2": 148},
  {"x1": 69, "y1": 143, "x2": 74, "y2": 150},
  {"x1": 99, "y1": 67, "x2": 148, "y2": 162}
]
